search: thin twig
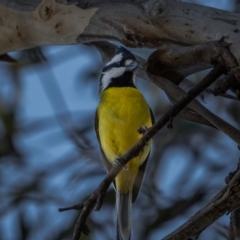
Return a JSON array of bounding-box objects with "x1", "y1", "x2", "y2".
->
[
  {"x1": 148, "y1": 71, "x2": 240, "y2": 145},
  {"x1": 228, "y1": 208, "x2": 240, "y2": 240},
  {"x1": 163, "y1": 160, "x2": 240, "y2": 240},
  {"x1": 162, "y1": 179, "x2": 240, "y2": 240},
  {"x1": 206, "y1": 89, "x2": 240, "y2": 101},
  {"x1": 59, "y1": 204, "x2": 84, "y2": 212},
  {"x1": 72, "y1": 64, "x2": 225, "y2": 240}
]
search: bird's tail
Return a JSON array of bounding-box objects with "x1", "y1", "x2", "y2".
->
[{"x1": 116, "y1": 191, "x2": 132, "y2": 240}]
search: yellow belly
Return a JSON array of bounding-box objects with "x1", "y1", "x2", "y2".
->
[{"x1": 97, "y1": 87, "x2": 152, "y2": 193}]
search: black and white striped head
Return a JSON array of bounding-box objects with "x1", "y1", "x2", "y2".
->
[{"x1": 99, "y1": 46, "x2": 139, "y2": 92}]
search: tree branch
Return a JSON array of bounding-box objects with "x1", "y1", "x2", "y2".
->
[
  {"x1": 1, "y1": 0, "x2": 240, "y2": 70},
  {"x1": 146, "y1": 44, "x2": 240, "y2": 145},
  {"x1": 65, "y1": 64, "x2": 226, "y2": 240},
  {"x1": 146, "y1": 39, "x2": 237, "y2": 84},
  {"x1": 147, "y1": 71, "x2": 240, "y2": 145},
  {"x1": 162, "y1": 175, "x2": 240, "y2": 240},
  {"x1": 228, "y1": 208, "x2": 240, "y2": 240}
]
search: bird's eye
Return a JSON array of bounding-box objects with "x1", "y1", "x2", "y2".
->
[{"x1": 125, "y1": 59, "x2": 133, "y2": 66}]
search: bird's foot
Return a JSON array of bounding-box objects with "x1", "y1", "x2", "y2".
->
[
  {"x1": 137, "y1": 125, "x2": 148, "y2": 135},
  {"x1": 138, "y1": 126, "x2": 149, "y2": 146}
]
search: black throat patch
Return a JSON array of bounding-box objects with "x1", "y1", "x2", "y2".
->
[{"x1": 104, "y1": 71, "x2": 136, "y2": 90}]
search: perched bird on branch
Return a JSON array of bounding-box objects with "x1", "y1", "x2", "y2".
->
[{"x1": 95, "y1": 46, "x2": 154, "y2": 240}]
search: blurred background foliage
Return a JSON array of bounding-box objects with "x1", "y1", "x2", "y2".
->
[{"x1": 1, "y1": 1, "x2": 240, "y2": 240}]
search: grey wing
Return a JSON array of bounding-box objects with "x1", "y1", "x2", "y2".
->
[{"x1": 132, "y1": 107, "x2": 155, "y2": 203}]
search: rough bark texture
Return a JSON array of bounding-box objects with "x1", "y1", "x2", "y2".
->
[{"x1": 0, "y1": 0, "x2": 240, "y2": 67}]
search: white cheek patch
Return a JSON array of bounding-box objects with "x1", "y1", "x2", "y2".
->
[
  {"x1": 106, "y1": 53, "x2": 123, "y2": 66},
  {"x1": 125, "y1": 59, "x2": 133, "y2": 66},
  {"x1": 101, "y1": 67, "x2": 125, "y2": 91}
]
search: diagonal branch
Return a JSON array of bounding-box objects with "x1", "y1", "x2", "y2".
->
[
  {"x1": 147, "y1": 72, "x2": 240, "y2": 145},
  {"x1": 228, "y1": 208, "x2": 240, "y2": 240},
  {"x1": 162, "y1": 174, "x2": 240, "y2": 240},
  {"x1": 68, "y1": 64, "x2": 226, "y2": 240}
]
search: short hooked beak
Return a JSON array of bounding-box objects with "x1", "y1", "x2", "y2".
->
[{"x1": 126, "y1": 60, "x2": 139, "y2": 72}]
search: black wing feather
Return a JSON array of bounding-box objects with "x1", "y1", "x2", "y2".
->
[{"x1": 132, "y1": 107, "x2": 155, "y2": 203}]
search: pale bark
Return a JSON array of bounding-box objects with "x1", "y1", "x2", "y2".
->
[{"x1": 0, "y1": 0, "x2": 240, "y2": 67}]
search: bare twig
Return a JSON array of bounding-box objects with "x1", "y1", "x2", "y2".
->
[
  {"x1": 59, "y1": 204, "x2": 83, "y2": 212},
  {"x1": 69, "y1": 64, "x2": 225, "y2": 240},
  {"x1": 0, "y1": 53, "x2": 17, "y2": 63},
  {"x1": 206, "y1": 89, "x2": 240, "y2": 101},
  {"x1": 147, "y1": 72, "x2": 240, "y2": 145},
  {"x1": 205, "y1": 73, "x2": 240, "y2": 100},
  {"x1": 163, "y1": 161, "x2": 240, "y2": 240},
  {"x1": 228, "y1": 208, "x2": 240, "y2": 240},
  {"x1": 162, "y1": 178, "x2": 240, "y2": 240}
]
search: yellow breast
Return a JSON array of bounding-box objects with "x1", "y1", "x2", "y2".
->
[{"x1": 97, "y1": 87, "x2": 152, "y2": 193}]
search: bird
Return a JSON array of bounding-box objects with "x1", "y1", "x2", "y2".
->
[{"x1": 95, "y1": 46, "x2": 154, "y2": 240}]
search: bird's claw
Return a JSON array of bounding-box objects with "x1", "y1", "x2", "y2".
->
[{"x1": 137, "y1": 126, "x2": 148, "y2": 135}]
